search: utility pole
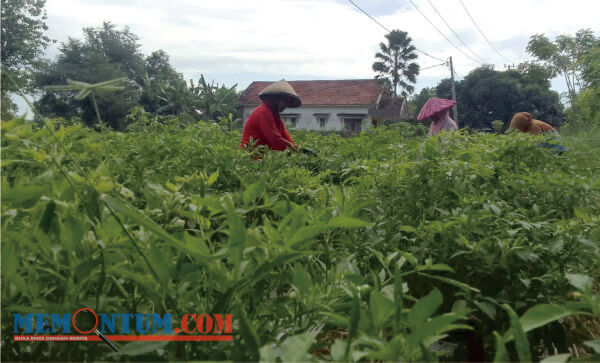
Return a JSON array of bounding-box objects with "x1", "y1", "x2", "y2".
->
[{"x1": 449, "y1": 56, "x2": 459, "y2": 125}]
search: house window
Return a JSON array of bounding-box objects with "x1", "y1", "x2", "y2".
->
[
  {"x1": 337, "y1": 113, "x2": 368, "y2": 135},
  {"x1": 314, "y1": 114, "x2": 329, "y2": 128},
  {"x1": 343, "y1": 118, "x2": 362, "y2": 134},
  {"x1": 281, "y1": 114, "x2": 299, "y2": 128},
  {"x1": 287, "y1": 117, "x2": 298, "y2": 128}
]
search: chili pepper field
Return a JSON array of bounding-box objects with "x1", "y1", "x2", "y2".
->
[{"x1": 2, "y1": 118, "x2": 599, "y2": 362}]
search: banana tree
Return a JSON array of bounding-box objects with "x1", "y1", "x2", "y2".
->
[{"x1": 195, "y1": 75, "x2": 238, "y2": 121}]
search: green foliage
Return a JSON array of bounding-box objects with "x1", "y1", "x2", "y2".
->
[
  {"x1": 1, "y1": 0, "x2": 52, "y2": 118},
  {"x1": 154, "y1": 75, "x2": 238, "y2": 124},
  {"x1": 44, "y1": 77, "x2": 126, "y2": 124},
  {"x1": 564, "y1": 86, "x2": 600, "y2": 132},
  {"x1": 491, "y1": 120, "x2": 505, "y2": 133},
  {"x1": 437, "y1": 65, "x2": 564, "y2": 129},
  {"x1": 0, "y1": 0, "x2": 51, "y2": 79},
  {"x1": 372, "y1": 29, "x2": 420, "y2": 97},
  {"x1": 123, "y1": 106, "x2": 154, "y2": 129},
  {"x1": 2, "y1": 118, "x2": 599, "y2": 362},
  {"x1": 138, "y1": 50, "x2": 183, "y2": 113},
  {"x1": 1, "y1": 90, "x2": 18, "y2": 120},
  {"x1": 409, "y1": 86, "x2": 436, "y2": 116},
  {"x1": 195, "y1": 75, "x2": 239, "y2": 121},
  {"x1": 32, "y1": 23, "x2": 238, "y2": 130},
  {"x1": 580, "y1": 47, "x2": 600, "y2": 89},
  {"x1": 527, "y1": 29, "x2": 599, "y2": 100},
  {"x1": 155, "y1": 78, "x2": 198, "y2": 116},
  {"x1": 34, "y1": 22, "x2": 143, "y2": 128}
]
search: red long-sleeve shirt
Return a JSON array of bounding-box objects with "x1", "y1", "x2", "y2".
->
[{"x1": 240, "y1": 103, "x2": 296, "y2": 151}]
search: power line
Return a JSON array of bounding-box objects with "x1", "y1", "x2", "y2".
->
[
  {"x1": 420, "y1": 62, "x2": 448, "y2": 70},
  {"x1": 346, "y1": 0, "x2": 391, "y2": 33},
  {"x1": 457, "y1": 0, "x2": 513, "y2": 64},
  {"x1": 346, "y1": 0, "x2": 446, "y2": 63},
  {"x1": 407, "y1": 0, "x2": 483, "y2": 65},
  {"x1": 414, "y1": 47, "x2": 447, "y2": 63},
  {"x1": 425, "y1": 0, "x2": 488, "y2": 64},
  {"x1": 345, "y1": 0, "x2": 461, "y2": 90}
]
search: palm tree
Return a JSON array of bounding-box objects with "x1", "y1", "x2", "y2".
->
[{"x1": 372, "y1": 30, "x2": 420, "y2": 97}]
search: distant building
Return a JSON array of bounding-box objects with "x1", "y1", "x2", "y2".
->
[{"x1": 238, "y1": 79, "x2": 409, "y2": 134}]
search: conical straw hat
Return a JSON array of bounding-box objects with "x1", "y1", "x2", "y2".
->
[
  {"x1": 258, "y1": 79, "x2": 302, "y2": 107},
  {"x1": 417, "y1": 97, "x2": 456, "y2": 121}
]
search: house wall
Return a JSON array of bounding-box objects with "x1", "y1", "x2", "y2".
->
[{"x1": 241, "y1": 105, "x2": 372, "y2": 131}]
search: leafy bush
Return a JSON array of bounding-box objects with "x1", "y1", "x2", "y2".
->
[
  {"x1": 491, "y1": 119, "x2": 505, "y2": 133},
  {"x1": 564, "y1": 86, "x2": 600, "y2": 134},
  {"x1": 2, "y1": 119, "x2": 599, "y2": 362}
]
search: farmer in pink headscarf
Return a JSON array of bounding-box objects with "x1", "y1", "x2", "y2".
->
[{"x1": 417, "y1": 98, "x2": 458, "y2": 137}]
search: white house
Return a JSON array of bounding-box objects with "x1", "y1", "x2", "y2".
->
[{"x1": 238, "y1": 79, "x2": 409, "y2": 134}]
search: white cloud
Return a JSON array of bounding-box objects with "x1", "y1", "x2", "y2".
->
[{"x1": 40, "y1": 0, "x2": 600, "y2": 92}]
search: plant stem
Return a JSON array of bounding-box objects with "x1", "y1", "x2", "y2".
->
[{"x1": 91, "y1": 93, "x2": 102, "y2": 125}]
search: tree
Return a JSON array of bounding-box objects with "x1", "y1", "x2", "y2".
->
[
  {"x1": 568, "y1": 86, "x2": 600, "y2": 130},
  {"x1": 156, "y1": 75, "x2": 239, "y2": 122},
  {"x1": 372, "y1": 30, "x2": 420, "y2": 97},
  {"x1": 526, "y1": 30, "x2": 600, "y2": 131},
  {"x1": 45, "y1": 78, "x2": 126, "y2": 124},
  {"x1": 409, "y1": 87, "x2": 436, "y2": 116},
  {"x1": 580, "y1": 46, "x2": 600, "y2": 89},
  {"x1": 526, "y1": 29, "x2": 599, "y2": 102},
  {"x1": 157, "y1": 78, "x2": 197, "y2": 116},
  {"x1": 195, "y1": 75, "x2": 238, "y2": 121},
  {"x1": 81, "y1": 22, "x2": 146, "y2": 86},
  {"x1": 34, "y1": 22, "x2": 145, "y2": 129},
  {"x1": 144, "y1": 50, "x2": 182, "y2": 83},
  {"x1": 436, "y1": 66, "x2": 563, "y2": 129},
  {"x1": 567, "y1": 40, "x2": 600, "y2": 130},
  {"x1": 139, "y1": 50, "x2": 183, "y2": 113},
  {"x1": 1, "y1": 0, "x2": 52, "y2": 118}
]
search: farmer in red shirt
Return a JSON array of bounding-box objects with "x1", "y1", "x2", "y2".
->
[{"x1": 240, "y1": 80, "x2": 301, "y2": 151}]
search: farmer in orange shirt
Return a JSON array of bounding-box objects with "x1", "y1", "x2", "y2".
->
[
  {"x1": 509, "y1": 112, "x2": 556, "y2": 134},
  {"x1": 510, "y1": 112, "x2": 568, "y2": 154},
  {"x1": 240, "y1": 80, "x2": 300, "y2": 151}
]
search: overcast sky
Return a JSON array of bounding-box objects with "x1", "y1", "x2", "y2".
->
[{"x1": 15, "y1": 0, "x2": 600, "y2": 113}]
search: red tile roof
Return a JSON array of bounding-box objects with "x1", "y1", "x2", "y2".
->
[{"x1": 239, "y1": 79, "x2": 384, "y2": 106}]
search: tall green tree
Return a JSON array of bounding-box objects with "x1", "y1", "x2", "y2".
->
[
  {"x1": 580, "y1": 46, "x2": 600, "y2": 89},
  {"x1": 436, "y1": 66, "x2": 563, "y2": 129},
  {"x1": 34, "y1": 22, "x2": 145, "y2": 128},
  {"x1": 1, "y1": 0, "x2": 52, "y2": 118},
  {"x1": 144, "y1": 50, "x2": 181, "y2": 82},
  {"x1": 81, "y1": 22, "x2": 146, "y2": 85},
  {"x1": 565, "y1": 44, "x2": 600, "y2": 130},
  {"x1": 139, "y1": 50, "x2": 183, "y2": 113},
  {"x1": 526, "y1": 29, "x2": 599, "y2": 102},
  {"x1": 372, "y1": 30, "x2": 420, "y2": 97}
]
